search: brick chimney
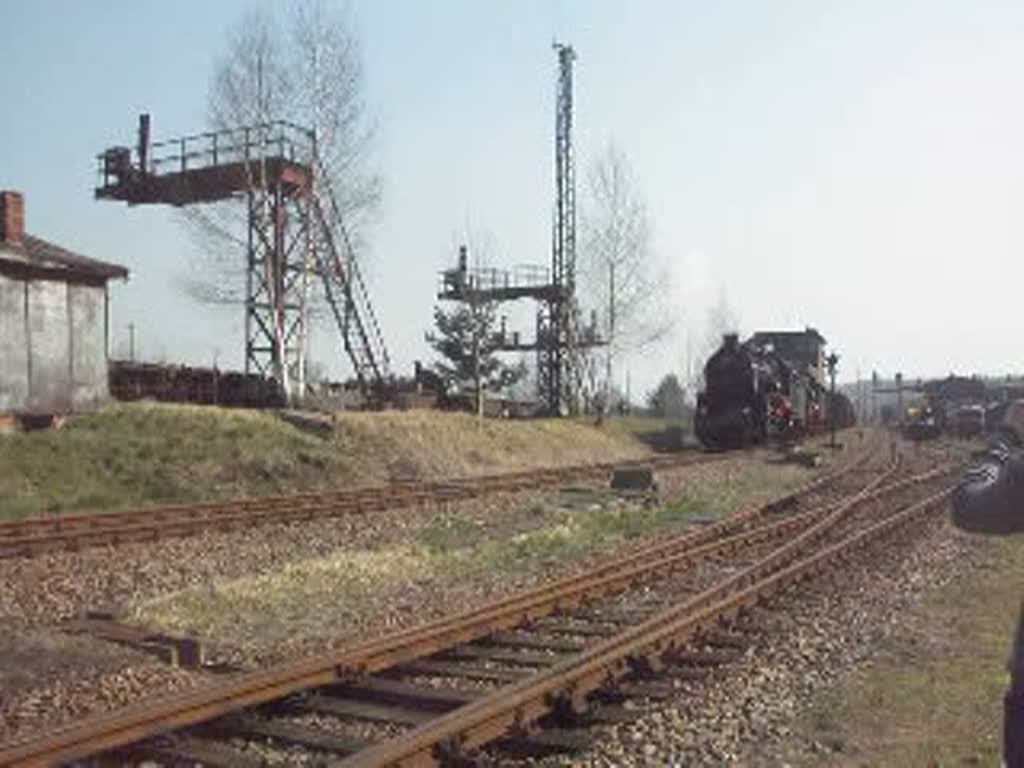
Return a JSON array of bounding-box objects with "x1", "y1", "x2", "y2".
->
[{"x1": 0, "y1": 191, "x2": 25, "y2": 248}]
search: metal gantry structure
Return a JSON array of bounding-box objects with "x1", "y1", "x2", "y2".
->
[
  {"x1": 95, "y1": 115, "x2": 389, "y2": 405},
  {"x1": 437, "y1": 42, "x2": 601, "y2": 415},
  {"x1": 542, "y1": 41, "x2": 581, "y2": 414}
]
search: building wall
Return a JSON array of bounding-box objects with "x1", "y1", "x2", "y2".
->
[
  {"x1": 0, "y1": 273, "x2": 110, "y2": 413},
  {"x1": 27, "y1": 279, "x2": 72, "y2": 411},
  {"x1": 0, "y1": 277, "x2": 29, "y2": 411},
  {"x1": 68, "y1": 283, "x2": 109, "y2": 407}
]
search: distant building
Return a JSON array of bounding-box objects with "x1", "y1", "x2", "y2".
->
[
  {"x1": 922, "y1": 374, "x2": 987, "y2": 405},
  {"x1": 0, "y1": 191, "x2": 128, "y2": 415},
  {"x1": 750, "y1": 327, "x2": 828, "y2": 385}
]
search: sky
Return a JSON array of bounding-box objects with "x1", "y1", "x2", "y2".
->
[{"x1": 2, "y1": 0, "x2": 1023, "y2": 396}]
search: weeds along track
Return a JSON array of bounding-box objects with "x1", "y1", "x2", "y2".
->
[
  {"x1": 0, "y1": 453, "x2": 722, "y2": 560},
  {"x1": 0, "y1": 438, "x2": 950, "y2": 767}
]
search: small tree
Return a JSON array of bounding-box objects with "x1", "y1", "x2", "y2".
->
[
  {"x1": 579, "y1": 142, "x2": 673, "y2": 413},
  {"x1": 647, "y1": 374, "x2": 687, "y2": 419},
  {"x1": 425, "y1": 300, "x2": 524, "y2": 416}
]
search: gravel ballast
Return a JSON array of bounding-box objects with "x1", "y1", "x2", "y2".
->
[
  {"x1": 524, "y1": 510, "x2": 973, "y2": 767},
  {"x1": 0, "y1": 453, "x2": 801, "y2": 746}
]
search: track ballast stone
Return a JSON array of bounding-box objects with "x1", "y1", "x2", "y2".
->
[
  {"x1": 521, "y1": 512, "x2": 969, "y2": 767},
  {"x1": 0, "y1": 455, "x2": 787, "y2": 747}
]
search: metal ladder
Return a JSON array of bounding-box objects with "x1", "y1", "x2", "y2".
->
[{"x1": 309, "y1": 154, "x2": 391, "y2": 394}]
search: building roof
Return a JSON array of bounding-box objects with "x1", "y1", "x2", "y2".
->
[
  {"x1": 0, "y1": 233, "x2": 128, "y2": 281},
  {"x1": 751, "y1": 327, "x2": 827, "y2": 345}
]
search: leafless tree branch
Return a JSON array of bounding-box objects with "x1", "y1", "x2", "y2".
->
[
  {"x1": 578, "y1": 142, "x2": 673, "y2": 412},
  {"x1": 183, "y1": 1, "x2": 381, "y2": 315}
]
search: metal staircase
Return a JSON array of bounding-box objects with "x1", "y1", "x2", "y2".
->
[
  {"x1": 308, "y1": 154, "x2": 391, "y2": 392},
  {"x1": 96, "y1": 115, "x2": 391, "y2": 401}
]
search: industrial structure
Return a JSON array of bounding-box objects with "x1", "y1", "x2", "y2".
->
[
  {"x1": 95, "y1": 116, "x2": 389, "y2": 404},
  {"x1": 0, "y1": 191, "x2": 128, "y2": 416},
  {"x1": 438, "y1": 43, "x2": 603, "y2": 415}
]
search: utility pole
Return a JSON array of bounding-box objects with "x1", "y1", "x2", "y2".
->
[{"x1": 128, "y1": 323, "x2": 136, "y2": 362}]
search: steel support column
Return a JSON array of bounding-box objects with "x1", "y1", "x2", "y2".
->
[{"x1": 244, "y1": 181, "x2": 312, "y2": 404}]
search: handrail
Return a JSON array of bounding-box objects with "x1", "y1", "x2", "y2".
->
[
  {"x1": 96, "y1": 121, "x2": 315, "y2": 186},
  {"x1": 310, "y1": 150, "x2": 391, "y2": 381},
  {"x1": 93, "y1": 117, "x2": 390, "y2": 393}
]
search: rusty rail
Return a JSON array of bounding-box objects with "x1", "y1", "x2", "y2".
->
[
  {"x1": 345, "y1": 484, "x2": 951, "y2": 766},
  {"x1": 0, "y1": 453, "x2": 722, "y2": 560},
  {"x1": 0, "y1": 446, "x2": 889, "y2": 766}
]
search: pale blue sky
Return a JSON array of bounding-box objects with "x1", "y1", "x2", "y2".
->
[{"x1": 2, "y1": 1, "x2": 1022, "y2": 393}]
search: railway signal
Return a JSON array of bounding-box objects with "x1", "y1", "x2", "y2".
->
[{"x1": 827, "y1": 352, "x2": 840, "y2": 449}]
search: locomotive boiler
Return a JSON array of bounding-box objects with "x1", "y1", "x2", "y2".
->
[
  {"x1": 695, "y1": 330, "x2": 851, "y2": 450},
  {"x1": 695, "y1": 334, "x2": 798, "y2": 449}
]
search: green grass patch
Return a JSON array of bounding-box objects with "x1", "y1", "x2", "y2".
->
[
  {"x1": 0, "y1": 403, "x2": 337, "y2": 518},
  {"x1": 134, "y1": 461, "x2": 812, "y2": 645},
  {"x1": 0, "y1": 403, "x2": 650, "y2": 519},
  {"x1": 795, "y1": 534, "x2": 1022, "y2": 766}
]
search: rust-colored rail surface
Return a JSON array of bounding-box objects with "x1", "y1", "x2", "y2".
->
[
  {"x1": 341, "y1": 467, "x2": 949, "y2": 766},
  {"x1": 0, "y1": 453, "x2": 720, "y2": 560},
  {"x1": 0, "y1": 444, "x2": 913, "y2": 767}
]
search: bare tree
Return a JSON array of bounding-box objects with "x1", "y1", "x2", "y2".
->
[
  {"x1": 181, "y1": 1, "x2": 380, "y2": 307},
  {"x1": 579, "y1": 142, "x2": 672, "y2": 414}
]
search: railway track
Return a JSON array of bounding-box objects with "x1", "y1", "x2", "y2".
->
[
  {"x1": 0, "y1": 452, "x2": 720, "y2": 560},
  {"x1": 0, "y1": 438, "x2": 952, "y2": 767}
]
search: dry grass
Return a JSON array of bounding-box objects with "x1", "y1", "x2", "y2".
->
[
  {"x1": 331, "y1": 409, "x2": 649, "y2": 480},
  {"x1": 798, "y1": 531, "x2": 1019, "y2": 766},
  {"x1": 0, "y1": 403, "x2": 651, "y2": 519},
  {"x1": 133, "y1": 461, "x2": 810, "y2": 650}
]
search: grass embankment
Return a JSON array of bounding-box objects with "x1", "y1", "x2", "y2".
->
[
  {"x1": 134, "y1": 463, "x2": 809, "y2": 647},
  {"x1": 799, "y1": 532, "x2": 1021, "y2": 765},
  {"x1": 0, "y1": 403, "x2": 651, "y2": 519}
]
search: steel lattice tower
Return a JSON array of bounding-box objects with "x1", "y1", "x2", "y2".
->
[
  {"x1": 538, "y1": 42, "x2": 579, "y2": 415},
  {"x1": 96, "y1": 116, "x2": 390, "y2": 405},
  {"x1": 437, "y1": 43, "x2": 600, "y2": 416}
]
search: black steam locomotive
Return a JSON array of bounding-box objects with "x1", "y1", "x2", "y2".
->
[{"x1": 695, "y1": 333, "x2": 853, "y2": 450}]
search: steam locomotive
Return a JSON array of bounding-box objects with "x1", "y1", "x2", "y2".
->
[{"x1": 695, "y1": 333, "x2": 854, "y2": 450}]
